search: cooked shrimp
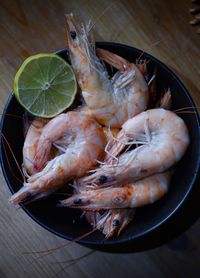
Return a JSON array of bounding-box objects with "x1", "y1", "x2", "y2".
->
[
  {"x1": 71, "y1": 128, "x2": 133, "y2": 238},
  {"x1": 60, "y1": 172, "x2": 170, "y2": 210},
  {"x1": 85, "y1": 209, "x2": 135, "y2": 238},
  {"x1": 65, "y1": 13, "x2": 149, "y2": 128},
  {"x1": 95, "y1": 93, "x2": 171, "y2": 237},
  {"x1": 34, "y1": 111, "x2": 106, "y2": 171},
  {"x1": 95, "y1": 209, "x2": 135, "y2": 238},
  {"x1": 82, "y1": 98, "x2": 172, "y2": 237},
  {"x1": 68, "y1": 181, "x2": 135, "y2": 238},
  {"x1": 78, "y1": 108, "x2": 189, "y2": 188},
  {"x1": 10, "y1": 111, "x2": 106, "y2": 205}
]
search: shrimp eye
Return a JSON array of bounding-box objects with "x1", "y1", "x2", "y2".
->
[
  {"x1": 99, "y1": 175, "x2": 107, "y2": 184},
  {"x1": 70, "y1": 31, "x2": 77, "y2": 40},
  {"x1": 112, "y1": 219, "x2": 120, "y2": 227},
  {"x1": 73, "y1": 198, "x2": 82, "y2": 205}
]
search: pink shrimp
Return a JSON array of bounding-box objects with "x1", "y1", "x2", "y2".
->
[
  {"x1": 65, "y1": 13, "x2": 149, "y2": 128},
  {"x1": 77, "y1": 108, "x2": 189, "y2": 188},
  {"x1": 87, "y1": 209, "x2": 135, "y2": 238},
  {"x1": 10, "y1": 111, "x2": 106, "y2": 205},
  {"x1": 59, "y1": 172, "x2": 170, "y2": 210}
]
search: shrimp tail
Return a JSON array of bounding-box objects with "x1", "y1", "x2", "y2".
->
[
  {"x1": 158, "y1": 88, "x2": 172, "y2": 110},
  {"x1": 96, "y1": 48, "x2": 129, "y2": 71},
  {"x1": 34, "y1": 146, "x2": 50, "y2": 172}
]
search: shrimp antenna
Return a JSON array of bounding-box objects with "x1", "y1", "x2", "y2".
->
[
  {"x1": 52, "y1": 250, "x2": 95, "y2": 265},
  {"x1": 52, "y1": 250, "x2": 95, "y2": 276},
  {"x1": 24, "y1": 228, "x2": 98, "y2": 266},
  {"x1": 173, "y1": 106, "x2": 200, "y2": 113},
  {"x1": 1, "y1": 134, "x2": 24, "y2": 184},
  {"x1": 1, "y1": 132, "x2": 25, "y2": 182},
  {"x1": 137, "y1": 40, "x2": 161, "y2": 62},
  {"x1": 87, "y1": 1, "x2": 117, "y2": 34},
  {"x1": 0, "y1": 113, "x2": 23, "y2": 120}
]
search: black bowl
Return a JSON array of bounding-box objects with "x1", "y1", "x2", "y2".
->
[{"x1": 1, "y1": 42, "x2": 200, "y2": 253}]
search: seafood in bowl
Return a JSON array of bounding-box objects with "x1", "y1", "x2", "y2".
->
[{"x1": 0, "y1": 13, "x2": 199, "y2": 250}]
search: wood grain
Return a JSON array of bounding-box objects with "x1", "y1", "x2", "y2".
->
[{"x1": 0, "y1": 0, "x2": 200, "y2": 277}]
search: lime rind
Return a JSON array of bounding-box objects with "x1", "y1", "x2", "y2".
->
[{"x1": 14, "y1": 53, "x2": 77, "y2": 118}]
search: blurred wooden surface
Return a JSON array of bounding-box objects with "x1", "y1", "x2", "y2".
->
[{"x1": 0, "y1": 0, "x2": 200, "y2": 277}]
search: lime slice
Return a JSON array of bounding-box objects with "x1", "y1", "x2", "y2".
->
[{"x1": 14, "y1": 53, "x2": 77, "y2": 118}]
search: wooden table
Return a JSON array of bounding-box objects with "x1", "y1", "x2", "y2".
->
[{"x1": 0, "y1": 0, "x2": 200, "y2": 277}]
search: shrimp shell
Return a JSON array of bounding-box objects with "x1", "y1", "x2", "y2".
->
[
  {"x1": 10, "y1": 112, "x2": 106, "y2": 205},
  {"x1": 78, "y1": 108, "x2": 189, "y2": 188},
  {"x1": 65, "y1": 13, "x2": 149, "y2": 128},
  {"x1": 60, "y1": 172, "x2": 170, "y2": 210},
  {"x1": 95, "y1": 209, "x2": 135, "y2": 238}
]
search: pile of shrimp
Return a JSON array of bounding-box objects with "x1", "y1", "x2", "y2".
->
[{"x1": 10, "y1": 13, "x2": 190, "y2": 239}]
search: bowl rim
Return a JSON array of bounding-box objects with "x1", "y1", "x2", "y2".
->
[{"x1": 0, "y1": 42, "x2": 200, "y2": 248}]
